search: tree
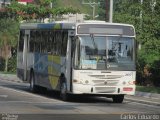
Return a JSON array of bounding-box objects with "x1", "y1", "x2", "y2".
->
[
  {"x1": 0, "y1": 19, "x2": 19, "y2": 72},
  {"x1": 97, "y1": 0, "x2": 106, "y2": 21},
  {"x1": 5, "y1": 0, "x2": 80, "y2": 22},
  {"x1": 0, "y1": 0, "x2": 80, "y2": 72}
]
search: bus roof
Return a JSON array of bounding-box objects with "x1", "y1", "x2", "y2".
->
[
  {"x1": 20, "y1": 21, "x2": 135, "y2": 37},
  {"x1": 20, "y1": 22, "x2": 76, "y2": 30},
  {"x1": 76, "y1": 22, "x2": 135, "y2": 37},
  {"x1": 20, "y1": 21, "x2": 134, "y2": 30}
]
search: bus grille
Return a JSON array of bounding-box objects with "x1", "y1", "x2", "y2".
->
[
  {"x1": 92, "y1": 80, "x2": 119, "y2": 86},
  {"x1": 95, "y1": 87, "x2": 116, "y2": 93}
]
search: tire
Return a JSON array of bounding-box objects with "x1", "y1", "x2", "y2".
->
[
  {"x1": 112, "y1": 95, "x2": 124, "y2": 103},
  {"x1": 30, "y1": 72, "x2": 38, "y2": 93},
  {"x1": 60, "y1": 82, "x2": 69, "y2": 101}
]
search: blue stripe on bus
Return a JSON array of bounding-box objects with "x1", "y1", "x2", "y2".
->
[
  {"x1": 37, "y1": 23, "x2": 63, "y2": 29},
  {"x1": 34, "y1": 53, "x2": 48, "y2": 74}
]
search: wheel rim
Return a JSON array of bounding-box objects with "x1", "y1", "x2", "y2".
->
[{"x1": 61, "y1": 83, "x2": 66, "y2": 95}]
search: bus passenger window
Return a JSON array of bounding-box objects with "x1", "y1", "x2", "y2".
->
[
  {"x1": 18, "y1": 30, "x2": 25, "y2": 52},
  {"x1": 61, "y1": 31, "x2": 68, "y2": 56},
  {"x1": 35, "y1": 31, "x2": 41, "y2": 53},
  {"x1": 30, "y1": 31, "x2": 36, "y2": 52}
]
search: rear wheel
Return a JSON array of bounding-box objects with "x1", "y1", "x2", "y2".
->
[
  {"x1": 112, "y1": 95, "x2": 124, "y2": 103},
  {"x1": 60, "y1": 82, "x2": 69, "y2": 101},
  {"x1": 30, "y1": 72, "x2": 39, "y2": 93}
]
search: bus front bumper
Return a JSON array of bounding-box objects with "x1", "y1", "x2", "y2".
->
[{"x1": 72, "y1": 84, "x2": 135, "y2": 95}]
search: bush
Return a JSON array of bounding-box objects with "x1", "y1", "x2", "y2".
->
[
  {"x1": 0, "y1": 57, "x2": 5, "y2": 71},
  {"x1": 136, "y1": 49, "x2": 160, "y2": 87},
  {"x1": 8, "y1": 56, "x2": 17, "y2": 73},
  {"x1": 150, "y1": 60, "x2": 160, "y2": 87},
  {"x1": 0, "y1": 56, "x2": 16, "y2": 73}
]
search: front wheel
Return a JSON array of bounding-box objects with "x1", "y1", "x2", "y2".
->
[{"x1": 112, "y1": 95, "x2": 124, "y2": 103}]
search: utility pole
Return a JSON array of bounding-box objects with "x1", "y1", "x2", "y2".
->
[
  {"x1": 109, "y1": 0, "x2": 113, "y2": 23},
  {"x1": 106, "y1": 0, "x2": 113, "y2": 23},
  {"x1": 82, "y1": 0, "x2": 99, "y2": 20},
  {"x1": 140, "y1": 0, "x2": 143, "y2": 29},
  {"x1": 50, "y1": 1, "x2": 53, "y2": 22}
]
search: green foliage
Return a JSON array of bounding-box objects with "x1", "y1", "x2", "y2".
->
[
  {"x1": 0, "y1": 18, "x2": 19, "y2": 72},
  {"x1": 97, "y1": 0, "x2": 106, "y2": 21},
  {"x1": 0, "y1": 0, "x2": 80, "y2": 73},
  {"x1": 3, "y1": 1, "x2": 80, "y2": 22},
  {"x1": 0, "y1": 56, "x2": 16, "y2": 73},
  {"x1": 8, "y1": 55, "x2": 17, "y2": 73},
  {"x1": 0, "y1": 58, "x2": 5, "y2": 71},
  {"x1": 51, "y1": 7, "x2": 80, "y2": 15},
  {"x1": 56, "y1": 0, "x2": 91, "y2": 14},
  {"x1": 0, "y1": 19, "x2": 19, "y2": 47}
]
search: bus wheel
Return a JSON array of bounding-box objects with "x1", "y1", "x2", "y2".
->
[
  {"x1": 112, "y1": 95, "x2": 124, "y2": 103},
  {"x1": 60, "y1": 82, "x2": 69, "y2": 101},
  {"x1": 30, "y1": 72, "x2": 38, "y2": 93}
]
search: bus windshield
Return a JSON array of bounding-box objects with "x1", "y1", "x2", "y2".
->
[{"x1": 74, "y1": 36, "x2": 135, "y2": 71}]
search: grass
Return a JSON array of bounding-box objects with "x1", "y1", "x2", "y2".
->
[
  {"x1": 0, "y1": 71, "x2": 16, "y2": 75},
  {"x1": 136, "y1": 85, "x2": 160, "y2": 94},
  {"x1": 56, "y1": 0, "x2": 97, "y2": 15}
]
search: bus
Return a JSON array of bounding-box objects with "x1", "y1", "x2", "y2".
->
[{"x1": 17, "y1": 21, "x2": 136, "y2": 103}]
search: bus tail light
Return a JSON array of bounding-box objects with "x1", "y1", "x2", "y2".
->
[{"x1": 123, "y1": 87, "x2": 133, "y2": 91}]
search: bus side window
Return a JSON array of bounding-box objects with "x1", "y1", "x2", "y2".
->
[
  {"x1": 51, "y1": 30, "x2": 56, "y2": 55},
  {"x1": 54, "y1": 31, "x2": 62, "y2": 55},
  {"x1": 61, "y1": 31, "x2": 68, "y2": 56},
  {"x1": 35, "y1": 30, "x2": 41, "y2": 53},
  {"x1": 19, "y1": 30, "x2": 25, "y2": 52},
  {"x1": 30, "y1": 30, "x2": 36, "y2": 52},
  {"x1": 47, "y1": 31, "x2": 52, "y2": 54},
  {"x1": 48, "y1": 30, "x2": 68, "y2": 56},
  {"x1": 41, "y1": 30, "x2": 48, "y2": 53}
]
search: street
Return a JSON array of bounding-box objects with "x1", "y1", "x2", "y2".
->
[{"x1": 0, "y1": 75, "x2": 160, "y2": 120}]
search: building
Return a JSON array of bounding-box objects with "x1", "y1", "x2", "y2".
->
[
  {"x1": 0, "y1": 0, "x2": 33, "y2": 8},
  {"x1": 0, "y1": 0, "x2": 11, "y2": 8}
]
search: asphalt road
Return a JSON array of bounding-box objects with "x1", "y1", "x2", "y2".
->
[{"x1": 0, "y1": 77, "x2": 160, "y2": 120}]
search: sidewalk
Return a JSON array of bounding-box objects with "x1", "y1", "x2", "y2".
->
[{"x1": 0, "y1": 73, "x2": 22, "y2": 83}]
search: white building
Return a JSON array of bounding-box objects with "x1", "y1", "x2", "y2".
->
[
  {"x1": 0, "y1": 0, "x2": 28, "y2": 8},
  {"x1": 0, "y1": 0, "x2": 11, "y2": 8}
]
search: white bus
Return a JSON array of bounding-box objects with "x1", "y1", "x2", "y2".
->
[{"x1": 17, "y1": 21, "x2": 136, "y2": 103}]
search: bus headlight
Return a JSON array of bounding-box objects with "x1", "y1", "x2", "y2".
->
[
  {"x1": 73, "y1": 79, "x2": 89, "y2": 85},
  {"x1": 128, "y1": 81, "x2": 136, "y2": 85},
  {"x1": 73, "y1": 79, "x2": 83, "y2": 84},
  {"x1": 85, "y1": 80, "x2": 89, "y2": 84},
  {"x1": 73, "y1": 79, "x2": 80, "y2": 83},
  {"x1": 122, "y1": 81, "x2": 126, "y2": 85}
]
